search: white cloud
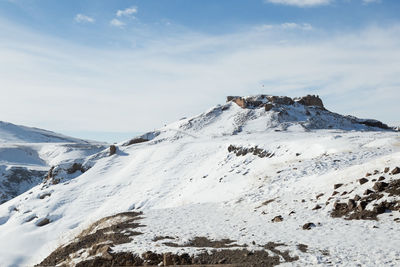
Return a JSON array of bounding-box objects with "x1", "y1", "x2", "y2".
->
[
  {"x1": 110, "y1": 18, "x2": 125, "y2": 27},
  {"x1": 265, "y1": 0, "x2": 332, "y2": 7},
  {"x1": 362, "y1": 0, "x2": 381, "y2": 4},
  {"x1": 259, "y1": 22, "x2": 313, "y2": 30},
  {"x1": 0, "y1": 19, "x2": 399, "y2": 136},
  {"x1": 74, "y1": 14, "x2": 95, "y2": 24},
  {"x1": 116, "y1": 6, "x2": 138, "y2": 17}
]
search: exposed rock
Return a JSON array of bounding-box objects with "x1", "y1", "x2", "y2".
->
[
  {"x1": 354, "y1": 195, "x2": 361, "y2": 201},
  {"x1": 378, "y1": 176, "x2": 385, "y2": 181},
  {"x1": 357, "y1": 201, "x2": 367, "y2": 211},
  {"x1": 109, "y1": 145, "x2": 117, "y2": 156},
  {"x1": 36, "y1": 218, "x2": 50, "y2": 227},
  {"x1": 67, "y1": 163, "x2": 86, "y2": 175},
  {"x1": 316, "y1": 193, "x2": 324, "y2": 199},
  {"x1": 265, "y1": 103, "x2": 274, "y2": 111},
  {"x1": 302, "y1": 223, "x2": 316, "y2": 230},
  {"x1": 384, "y1": 167, "x2": 390, "y2": 173},
  {"x1": 334, "y1": 183, "x2": 343, "y2": 190},
  {"x1": 312, "y1": 205, "x2": 322, "y2": 210},
  {"x1": 359, "y1": 178, "x2": 369, "y2": 185},
  {"x1": 347, "y1": 199, "x2": 356, "y2": 210},
  {"x1": 364, "y1": 189, "x2": 374, "y2": 195},
  {"x1": 294, "y1": 95, "x2": 324, "y2": 108},
  {"x1": 272, "y1": 215, "x2": 283, "y2": 223},
  {"x1": 391, "y1": 167, "x2": 400, "y2": 175},
  {"x1": 372, "y1": 182, "x2": 389, "y2": 192}
]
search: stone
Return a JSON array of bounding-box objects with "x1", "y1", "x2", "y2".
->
[
  {"x1": 363, "y1": 189, "x2": 374, "y2": 195},
  {"x1": 295, "y1": 95, "x2": 324, "y2": 108},
  {"x1": 109, "y1": 145, "x2": 117, "y2": 156},
  {"x1": 312, "y1": 204, "x2": 322, "y2": 210},
  {"x1": 373, "y1": 205, "x2": 386, "y2": 214},
  {"x1": 378, "y1": 176, "x2": 385, "y2": 181},
  {"x1": 384, "y1": 167, "x2": 390, "y2": 173},
  {"x1": 36, "y1": 218, "x2": 50, "y2": 227},
  {"x1": 391, "y1": 167, "x2": 400, "y2": 175},
  {"x1": 359, "y1": 178, "x2": 369, "y2": 185},
  {"x1": 347, "y1": 199, "x2": 356, "y2": 210},
  {"x1": 366, "y1": 173, "x2": 372, "y2": 177},
  {"x1": 302, "y1": 222, "x2": 316, "y2": 230},
  {"x1": 357, "y1": 201, "x2": 367, "y2": 211},
  {"x1": 163, "y1": 253, "x2": 173, "y2": 266},
  {"x1": 316, "y1": 193, "x2": 324, "y2": 199},
  {"x1": 354, "y1": 195, "x2": 361, "y2": 201},
  {"x1": 334, "y1": 183, "x2": 343, "y2": 190},
  {"x1": 265, "y1": 103, "x2": 274, "y2": 111},
  {"x1": 372, "y1": 182, "x2": 389, "y2": 192},
  {"x1": 272, "y1": 215, "x2": 283, "y2": 222}
]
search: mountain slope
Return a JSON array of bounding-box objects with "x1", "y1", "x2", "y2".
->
[
  {"x1": 0, "y1": 95, "x2": 399, "y2": 266},
  {"x1": 0, "y1": 121, "x2": 107, "y2": 203}
]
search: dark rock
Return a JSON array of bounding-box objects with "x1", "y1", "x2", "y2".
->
[
  {"x1": 354, "y1": 195, "x2": 361, "y2": 201},
  {"x1": 378, "y1": 176, "x2": 385, "y2": 181},
  {"x1": 372, "y1": 182, "x2": 389, "y2": 192},
  {"x1": 333, "y1": 202, "x2": 347, "y2": 211},
  {"x1": 357, "y1": 201, "x2": 367, "y2": 211},
  {"x1": 295, "y1": 95, "x2": 324, "y2": 108},
  {"x1": 384, "y1": 167, "x2": 390, "y2": 173},
  {"x1": 359, "y1": 178, "x2": 369, "y2": 185},
  {"x1": 332, "y1": 191, "x2": 339, "y2": 196},
  {"x1": 36, "y1": 218, "x2": 50, "y2": 227},
  {"x1": 272, "y1": 215, "x2": 283, "y2": 222},
  {"x1": 347, "y1": 199, "x2": 356, "y2": 210},
  {"x1": 265, "y1": 103, "x2": 274, "y2": 111},
  {"x1": 373, "y1": 205, "x2": 386, "y2": 214},
  {"x1": 364, "y1": 189, "x2": 374, "y2": 195},
  {"x1": 302, "y1": 223, "x2": 316, "y2": 230},
  {"x1": 312, "y1": 205, "x2": 322, "y2": 210},
  {"x1": 67, "y1": 163, "x2": 85, "y2": 174},
  {"x1": 391, "y1": 167, "x2": 400, "y2": 175},
  {"x1": 334, "y1": 183, "x2": 343, "y2": 190},
  {"x1": 109, "y1": 145, "x2": 117, "y2": 156},
  {"x1": 366, "y1": 173, "x2": 372, "y2": 177},
  {"x1": 316, "y1": 193, "x2": 324, "y2": 199}
]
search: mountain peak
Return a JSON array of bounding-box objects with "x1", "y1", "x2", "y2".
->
[{"x1": 226, "y1": 94, "x2": 324, "y2": 110}]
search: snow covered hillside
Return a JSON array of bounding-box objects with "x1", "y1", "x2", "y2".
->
[
  {"x1": 0, "y1": 95, "x2": 399, "y2": 266},
  {"x1": 0, "y1": 121, "x2": 107, "y2": 204}
]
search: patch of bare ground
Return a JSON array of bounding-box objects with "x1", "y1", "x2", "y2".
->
[{"x1": 37, "y1": 211, "x2": 144, "y2": 266}]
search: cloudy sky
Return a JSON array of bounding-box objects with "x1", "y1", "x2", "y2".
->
[{"x1": 0, "y1": 0, "x2": 399, "y2": 142}]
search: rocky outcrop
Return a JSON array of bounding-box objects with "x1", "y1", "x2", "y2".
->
[{"x1": 227, "y1": 94, "x2": 324, "y2": 110}]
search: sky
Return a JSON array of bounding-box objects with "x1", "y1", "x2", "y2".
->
[{"x1": 0, "y1": 0, "x2": 399, "y2": 143}]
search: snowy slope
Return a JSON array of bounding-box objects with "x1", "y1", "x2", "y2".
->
[
  {"x1": 0, "y1": 121, "x2": 107, "y2": 204},
  {"x1": 0, "y1": 96, "x2": 399, "y2": 266}
]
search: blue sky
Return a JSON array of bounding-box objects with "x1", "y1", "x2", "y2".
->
[{"x1": 0, "y1": 0, "x2": 399, "y2": 142}]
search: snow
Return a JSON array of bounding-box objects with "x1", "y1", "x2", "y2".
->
[{"x1": 0, "y1": 101, "x2": 399, "y2": 266}]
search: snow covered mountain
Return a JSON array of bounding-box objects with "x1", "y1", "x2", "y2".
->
[
  {"x1": 0, "y1": 121, "x2": 107, "y2": 204},
  {"x1": 0, "y1": 95, "x2": 399, "y2": 266}
]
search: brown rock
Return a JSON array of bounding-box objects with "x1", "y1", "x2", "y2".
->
[
  {"x1": 312, "y1": 204, "x2": 322, "y2": 210},
  {"x1": 347, "y1": 199, "x2": 356, "y2": 210},
  {"x1": 36, "y1": 218, "x2": 50, "y2": 227},
  {"x1": 366, "y1": 173, "x2": 372, "y2": 177},
  {"x1": 295, "y1": 95, "x2": 324, "y2": 108},
  {"x1": 109, "y1": 145, "x2": 117, "y2": 156},
  {"x1": 391, "y1": 167, "x2": 400, "y2": 175},
  {"x1": 302, "y1": 222, "x2": 316, "y2": 230},
  {"x1": 364, "y1": 189, "x2": 374, "y2": 195},
  {"x1": 378, "y1": 176, "x2": 385, "y2": 181},
  {"x1": 357, "y1": 201, "x2": 367, "y2": 211},
  {"x1": 359, "y1": 178, "x2": 369, "y2": 185},
  {"x1": 316, "y1": 193, "x2": 324, "y2": 199},
  {"x1": 265, "y1": 103, "x2": 274, "y2": 111},
  {"x1": 334, "y1": 183, "x2": 343, "y2": 190},
  {"x1": 384, "y1": 167, "x2": 390, "y2": 173},
  {"x1": 272, "y1": 215, "x2": 283, "y2": 222},
  {"x1": 354, "y1": 195, "x2": 361, "y2": 201},
  {"x1": 372, "y1": 182, "x2": 389, "y2": 192},
  {"x1": 163, "y1": 253, "x2": 173, "y2": 266}
]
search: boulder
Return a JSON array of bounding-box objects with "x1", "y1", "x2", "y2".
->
[
  {"x1": 391, "y1": 167, "x2": 400, "y2": 175},
  {"x1": 271, "y1": 215, "x2": 283, "y2": 222},
  {"x1": 334, "y1": 183, "x2": 343, "y2": 190},
  {"x1": 302, "y1": 222, "x2": 316, "y2": 230},
  {"x1": 372, "y1": 182, "x2": 389, "y2": 192},
  {"x1": 359, "y1": 178, "x2": 369, "y2": 185},
  {"x1": 109, "y1": 145, "x2": 117, "y2": 156},
  {"x1": 295, "y1": 95, "x2": 324, "y2": 108}
]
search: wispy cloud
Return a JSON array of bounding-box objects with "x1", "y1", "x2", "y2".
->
[
  {"x1": 74, "y1": 14, "x2": 95, "y2": 24},
  {"x1": 110, "y1": 18, "x2": 125, "y2": 27},
  {"x1": 362, "y1": 0, "x2": 381, "y2": 4},
  {"x1": 116, "y1": 6, "x2": 138, "y2": 17},
  {"x1": 0, "y1": 19, "x2": 399, "y2": 134},
  {"x1": 258, "y1": 22, "x2": 313, "y2": 31},
  {"x1": 265, "y1": 0, "x2": 332, "y2": 7}
]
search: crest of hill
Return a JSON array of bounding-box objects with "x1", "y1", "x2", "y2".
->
[
  {"x1": 123, "y1": 94, "x2": 392, "y2": 147},
  {"x1": 0, "y1": 121, "x2": 93, "y2": 144}
]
